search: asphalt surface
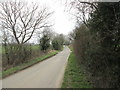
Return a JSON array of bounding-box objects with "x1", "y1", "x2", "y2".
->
[{"x1": 2, "y1": 46, "x2": 71, "y2": 88}]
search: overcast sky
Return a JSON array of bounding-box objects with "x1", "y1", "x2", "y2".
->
[
  {"x1": 1, "y1": 0, "x2": 119, "y2": 44},
  {"x1": 0, "y1": 0, "x2": 76, "y2": 44},
  {"x1": 23, "y1": 0, "x2": 76, "y2": 35}
]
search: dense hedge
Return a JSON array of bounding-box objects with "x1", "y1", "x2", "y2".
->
[
  {"x1": 2, "y1": 44, "x2": 43, "y2": 70},
  {"x1": 73, "y1": 2, "x2": 120, "y2": 88}
]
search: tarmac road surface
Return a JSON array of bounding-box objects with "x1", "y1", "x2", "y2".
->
[{"x1": 2, "y1": 46, "x2": 71, "y2": 88}]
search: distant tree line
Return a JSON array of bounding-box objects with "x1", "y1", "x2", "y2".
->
[{"x1": 39, "y1": 28, "x2": 69, "y2": 51}]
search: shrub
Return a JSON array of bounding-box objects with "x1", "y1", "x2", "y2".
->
[
  {"x1": 52, "y1": 39, "x2": 61, "y2": 50},
  {"x1": 52, "y1": 34, "x2": 64, "y2": 50},
  {"x1": 2, "y1": 44, "x2": 32, "y2": 69},
  {"x1": 40, "y1": 35, "x2": 50, "y2": 52}
]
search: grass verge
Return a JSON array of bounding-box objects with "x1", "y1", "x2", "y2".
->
[
  {"x1": 1, "y1": 50, "x2": 58, "y2": 78},
  {"x1": 61, "y1": 48, "x2": 92, "y2": 88},
  {"x1": 0, "y1": 45, "x2": 40, "y2": 54}
]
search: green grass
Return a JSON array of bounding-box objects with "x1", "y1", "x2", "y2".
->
[
  {"x1": 0, "y1": 46, "x2": 4, "y2": 53},
  {"x1": 61, "y1": 48, "x2": 92, "y2": 88},
  {"x1": 30, "y1": 45, "x2": 40, "y2": 50},
  {"x1": 0, "y1": 46, "x2": 2, "y2": 51},
  {"x1": 0, "y1": 45, "x2": 40, "y2": 54},
  {"x1": 1, "y1": 50, "x2": 58, "y2": 78}
]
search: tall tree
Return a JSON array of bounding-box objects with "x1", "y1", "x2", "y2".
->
[{"x1": 0, "y1": 1, "x2": 53, "y2": 44}]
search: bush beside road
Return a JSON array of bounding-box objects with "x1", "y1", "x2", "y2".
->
[{"x1": 1, "y1": 50, "x2": 58, "y2": 78}]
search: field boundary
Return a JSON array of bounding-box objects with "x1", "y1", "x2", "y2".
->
[{"x1": 1, "y1": 50, "x2": 59, "y2": 79}]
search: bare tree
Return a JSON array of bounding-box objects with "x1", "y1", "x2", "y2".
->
[
  {"x1": 0, "y1": 1, "x2": 53, "y2": 44},
  {"x1": 68, "y1": 30, "x2": 76, "y2": 41},
  {"x1": 64, "y1": 0, "x2": 97, "y2": 27},
  {"x1": 37, "y1": 27, "x2": 56, "y2": 42}
]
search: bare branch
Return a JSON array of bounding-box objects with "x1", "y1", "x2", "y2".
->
[{"x1": 0, "y1": 1, "x2": 53, "y2": 44}]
